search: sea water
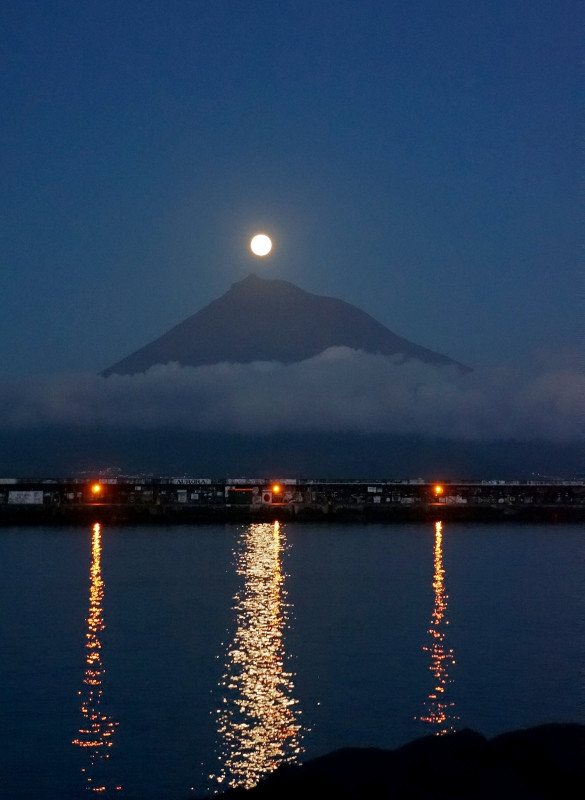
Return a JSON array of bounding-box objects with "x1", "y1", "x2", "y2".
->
[{"x1": 0, "y1": 521, "x2": 582, "y2": 799}]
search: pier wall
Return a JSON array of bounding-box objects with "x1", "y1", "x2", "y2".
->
[{"x1": 1, "y1": 477, "x2": 584, "y2": 524}]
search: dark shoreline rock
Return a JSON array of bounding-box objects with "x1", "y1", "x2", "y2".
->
[{"x1": 213, "y1": 724, "x2": 584, "y2": 799}]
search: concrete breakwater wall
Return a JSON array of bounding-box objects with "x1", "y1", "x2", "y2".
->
[{"x1": 1, "y1": 477, "x2": 584, "y2": 524}]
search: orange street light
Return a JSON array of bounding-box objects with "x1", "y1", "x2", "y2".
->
[
  {"x1": 91, "y1": 483, "x2": 102, "y2": 495},
  {"x1": 434, "y1": 485, "x2": 444, "y2": 496},
  {"x1": 272, "y1": 484, "x2": 281, "y2": 494}
]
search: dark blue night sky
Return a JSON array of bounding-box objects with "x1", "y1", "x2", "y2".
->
[
  {"x1": 0, "y1": 2, "x2": 582, "y2": 470},
  {"x1": 2, "y1": 0, "x2": 581, "y2": 376}
]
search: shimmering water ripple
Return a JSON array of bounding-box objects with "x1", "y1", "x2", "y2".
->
[
  {"x1": 0, "y1": 519, "x2": 581, "y2": 798},
  {"x1": 212, "y1": 521, "x2": 303, "y2": 790},
  {"x1": 418, "y1": 520, "x2": 458, "y2": 734},
  {"x1": 72, "y1": 523, "x2": 120, "y2": 794}
]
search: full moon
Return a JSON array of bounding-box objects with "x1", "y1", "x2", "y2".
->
[{"x1": 250, "y1": 233, "x2": 272, "y2": 256}]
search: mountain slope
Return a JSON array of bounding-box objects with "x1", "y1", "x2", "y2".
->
[{"x1": 102, "y1": 273, "x2": 469, "y2": 375}]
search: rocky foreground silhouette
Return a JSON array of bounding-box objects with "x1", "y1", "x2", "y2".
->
[{"x1": 214, "y1": 724, "x2": 584, "y2": 800}]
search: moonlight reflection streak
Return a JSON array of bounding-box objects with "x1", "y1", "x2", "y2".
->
[
  {"x1": 72, "y1": 523, "x2": 119, "y2": 793},
  {"x1": 418, "y1": 521, "x2": 458, "y2": 734},
  {"x1": 213, "y1": 521, "x2": 303, "y2": 790}
]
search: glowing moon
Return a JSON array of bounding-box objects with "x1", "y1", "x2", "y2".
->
[{"x1": 250, "y1": 233, "x2": 272, "y2": 256}]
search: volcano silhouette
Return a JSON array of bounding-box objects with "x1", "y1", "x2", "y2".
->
[{"x1": 102, "y1": 274, "x2": 469, "y2": 376}]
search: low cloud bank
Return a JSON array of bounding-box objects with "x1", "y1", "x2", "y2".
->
[{"x1": 1, "y1": 348, "x2": 583, "y2": 441}]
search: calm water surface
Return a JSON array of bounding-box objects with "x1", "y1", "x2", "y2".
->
[{"x1": 0, "y1": 520, "x2": 582, "y2": 799}]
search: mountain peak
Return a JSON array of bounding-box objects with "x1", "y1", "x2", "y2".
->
[
  {"x1": 102, "y1": 275, "x2": 470, "y2": 376},
  {"x1": 230, "y1": 272, "x2": 305, "y2": 295},
  {"x1": 232, "y1": 272, "x2": 262, "y2": 287}
]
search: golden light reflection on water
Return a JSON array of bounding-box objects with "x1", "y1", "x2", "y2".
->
[
  {"x1": 72, "y1": 523, "x2": 120, "y2": 793},
  {"x1": 418, "y1": 521, "x2": 458, "y2": 735},
  {"x1": 212, "y1": 521, "x2": 303, "y2": 790}
]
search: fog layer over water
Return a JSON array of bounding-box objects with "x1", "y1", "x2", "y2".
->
[{"x1": 0, "y1": 521, "x2": 582, "y2": 798}]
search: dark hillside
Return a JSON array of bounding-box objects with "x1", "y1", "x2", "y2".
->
[{"x1": 103, "y1": 274, "x2": 469, "y2": 375}]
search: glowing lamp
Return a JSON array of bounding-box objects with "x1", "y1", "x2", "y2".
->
[
  {"x1": 434, "y1": 485, "x2": 443, "y2": 496},
  {"x1": 91, "y1": 484, "x2": 102, "y2": 495},
  {"x1": 272, "y1": 484, "x2": 281, "y2": 494}
]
